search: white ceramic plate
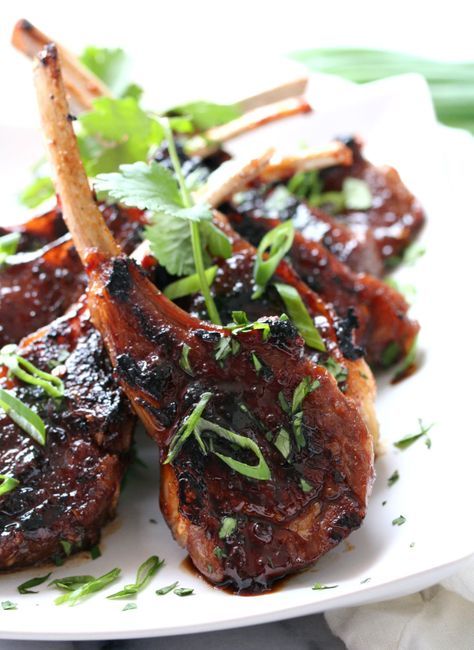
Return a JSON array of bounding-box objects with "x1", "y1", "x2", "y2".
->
[{"x1": 0, "y1": 73, "x2": 473, "y2": 641}]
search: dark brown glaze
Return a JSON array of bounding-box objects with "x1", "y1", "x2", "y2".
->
[
  {"x1": 0, "y1": 204, "x2": 146, "y2": 346},
  {"x1": 224, "y1": 209, "x2": 419, "y2": 368},
  {"x1": 86, "y1": 253, "x2": 374, "y2": 592},
  {"x1": 231, "y1": 186, "x2": 384, "y2": 277},
  {"x1": 0, "y1": 299, "x2": 135, "y2": 570},
  {"x1": 319, "y1": 137, "x2": 426, "y2": 266}
]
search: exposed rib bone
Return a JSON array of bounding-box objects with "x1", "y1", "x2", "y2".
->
[
  {"x1": 33, "y1": 44, "x2": 119, "y2": 263},
  {"x1": 260, "y1": 141, "x2": 353, "y2": 183},
  {"x1": 12, "y1": 19, "x2": 111, "y2": 112},
  {"x1": 237, "y1": 77, "x2": 308, "y2": 112},
  {"x1": 185, "y1": 97, "x2": 312, "y2": 157}
]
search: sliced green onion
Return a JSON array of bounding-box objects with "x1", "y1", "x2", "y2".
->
[
  {"x1": 1, "y1": 600, "x2": 17, "y2": 610},
  {"x1": 291, "y1": 376, "x2": 320, "y2": 413},
  {"x1": 252, "y1": 221, "x2": 294, "y2": 299},
  {"x1": 60, "y1": 540, "x2": 72, "y2": 557},
  {"x1": 273, "y1": 283, "x2": 326, "y2": 352},
  {"x1": 218, "y1": 517, "x2": 237, "y2": 539},
  {"x1": 0, "y1": 474, "x2": 19, "y2": 496},
  {"x1": 179, "y1": 343, "x2": 193, "y2": 376},
  {"x1": 108, "y1": 555, "x2": 164, "y2": 599},
  {"x1": 0, "y1": 345, "x2": 64, "y2": 398},
  {"x1": 312, "y1": 582, "x2": 338, "y2": 590},
  {"x1": 18, "y1": 572, "x2": 51, "y2": 594},
  {"x1": 156, "y1": 581, "x2": 179, "y2": 596},
  {"x1": 55, "y1": 568, "x2": 121, "y2": 606},
  {"x1": 49, "y1": 576, "x2": 96, "y2": 591},
  {"x1": 196, "y1": 418, "x2": 271, "y2": 481},
  {"x1": 164, "y1": 392, "x2": 213, "y2": 464},
  {"x1": 0, "y1": 232, "x2": 21, "y2": 267},
  {"x1": 174, "y1": 587, "x2": 194, "y2": 597},
  {"x1": 90, "y1": 545, "x2": 102, "y2": 560},
  {"x1": 0, "y1": 388, "x2": 46, "y2": 445},
  {"x1": 164, "y1": 266, "x2": 218, "y2": 300},
  {"x1": 122, "y1": 602, "x2": 137, "y2": 611},
  {"x1": 321, "y1": 357, "x2": 348, "y2": 384},
  {"x1": 300, "y1": 478, "x2": 313, "y2": 493},
  {"x1": 273, "y1": 428, "x2": 291, "y2": 459},
  {"x1": 342, "y1": 177, "x2": 372, "y2": 210}
]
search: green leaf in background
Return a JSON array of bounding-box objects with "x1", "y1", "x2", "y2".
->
[
  {"x1": 79, "y1": 46, "x2": 143, "y2": 100},
  {"x1": 166, "y1": 100, "x2": 242, "y2": 131},
  {"x1": 290, "y1": 48, "x2": 474, "y2": 133},
  {"x1": 18, "y1": 176, "x2": 55, "y2": 209}
]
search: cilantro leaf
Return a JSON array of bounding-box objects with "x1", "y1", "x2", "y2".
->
[
  {"x1": 18, "y1": 176, "x2": 55, "y2": 209},
  {"x1": 145, "y1": 215, "x2": 194, "y2": 276},
  {"x1": 78, "y1": 98, "x2": 163, "y2": 176},
  {"x1": 79, "y1": 46, "x2": 142, "y2": 100},
  {"x1": 167, "y1": 101, "x2": 242, "y2": 131}
]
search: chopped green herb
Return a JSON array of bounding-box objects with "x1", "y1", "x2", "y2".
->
[
  {"x1": 387, "y1": 470, "x2": 399, "y2": 487},
  {"x1": 49, "y1": 576, "x2": 96, "y2": 591},
  {"x1": 174, "y1": 587, "x2": 194, "y2": 597},
  {"x1": 0, "y1": 344, "x2": 64, "y2": 399},
  {"x1": 321, "y1": 357, "x2": 348, "y2": 384},
  {"x1": 274, "y1": 428, "x2": 291, "y2": 459},
  {"x1": 382, "y1": 500, "x2": 387, "y2": 506},
  {"x1": 402, "y1": 242, "x2": 426, "y2": 266},
  {"x1": 196, "y1": 418, "x2": 271, "y2": 480},
  {"x1": 0, "y1": 474, "x2": 19, "y2": 496},
  {"x1": 0, "y1": 232, "x2": 21, "y2": 267},
  {"x1": 156, "y1": 581, "x2": 179, "y2": 596},
  {"x1": 342, "y1": 177, "x2": 372, "y2": 210},
  {"x1": 300, "y1": 478, "x2": 313, "y2": 493},
  {"x1": 392, "y1": 515, "x2": 406, "y2": 526},
  {"x1": 312, "y1": 582, "x2": 338, "y2": 590},
  {"x1": 278, "y1": 391, "x2": 290, "y2": 414},
  {"x1": 55, "y1": 568, "x2": 121, "y2": 606},
  {"x1": 252, "y1": 221, "x2": 294, "y2": 299},
  {"x1": 108, "y1": 555, "x2": 164, "y2": 599},
  {"x1": 392, "y1": 336, "x2": 418, "y2": 382},
  {"x1": 393, "y1": 420, "x2": 434, "y2": 450},
  {"x1": 0, "y1": 388, "x2": 46, "y2": 445},
  {"x1": 425, "y1": 437, "x2": 432, "y2": 449},
  {"x1": 165, "y1": 392, "x2": 213, "y2": 464},
  {"x1": 179, "y1": 343, "x2": 193, "y2": 376},
  {"x1": 60, "y1": 540, "x2": 72, "y2": 557},
  {"x1": 219, "y1": 517, "x2": 237, "y2": 539},
  {"x1": 381, "y1": 341, "x2": 401, "y2": 368},
  {"x1": 251, "y1": 353, "x2": 263, "y2": 373},
  {"x1": 410, "y1": 542, "x2": 415, "y2": 548},
  {"x1": 360, "y1": 578, "x2": 371, "y2": 584},
  {"x1": 164, "y1": 266, "x2": 218, "y2": 301},
  {"x1": 90, "y1": 545, "x2": 102, "y2": 560},
  {"x1": 213, "y1": 547, "x2": 226, "y2": 560},
  {"x1": 214, "y1": 336, "x2": 240, "y2": 363},
  {"x1": 1, "y1": 600, "x2": 17, "y2": 610},
  {"x1": 292, "y1": 376, "x2": 320, "y2": 413},
  {"x1": 273, "y1": 283, "x2": 326, "y2": 351},
  {"x1": 122, "y1": 602, "x2": 137, "y2": 611},
  {"x1": 18, "y1": 572, "x2": 51, "y2": 594}
]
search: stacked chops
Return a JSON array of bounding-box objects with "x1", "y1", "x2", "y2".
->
[{"x1": 0, "y1": 33, "x2": 422, "y2": 591}]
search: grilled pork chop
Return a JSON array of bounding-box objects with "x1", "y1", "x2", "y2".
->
[
  {"x1": 34, "y1": 44, "x2": 375, "y2": 592},
  {"x1": 0, "y1": 299, "x2": 134, "y2": 569}
]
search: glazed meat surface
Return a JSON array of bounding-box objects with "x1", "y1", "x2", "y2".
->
[
  {"x1": 0, "y1": 300, "x2": 135, "y2": 570},
  {"x1": 319, "y1": 137, "x2": 426, "y2": 267},
  {"x1": 87, "y1": 254, "x2": 374, "y2": 592},
  {"x1": 225, "y1": 207, "x2": 419, "y2": 367},
  {"x1": 0, "y1": 204, "x2": 145, "y2": 346}
]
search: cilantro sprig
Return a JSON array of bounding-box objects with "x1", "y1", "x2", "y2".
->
[{"x1": 94, "y1": 121, "x2": 230, "y2": 323}]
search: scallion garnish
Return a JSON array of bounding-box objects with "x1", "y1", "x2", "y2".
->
[
  {"x1": 155, "y1": 581, "x2": 179, "y2": 596},
  {"x1": 107, "y1": 555, "x2": 164, "y2": 600},
  {"x1": 342, "y1": 177, "x2": 372, "y2": 210},
  {"x1": 0, "y1": 474, "x2": 19, "y2": 496},
  {"x1": 387, "y1": 470, "x2": 399, "y2": 487},
  {"x1": 0, "y1": 345, "x2": 64, "y2": 398},
  {"x1": 60, "y1": 540, "x2": 72, "y2": 557},
  {"x1": 273, "y1": 283, "x2": 326, "y2": 351},
  {"x1": 164, "y1": 392, "x2": 213, "y2": 464},
  {"x1": 273, "y1": 427, "x2": 291, "y2": 459},
  {"x1": 55, "y1": 568, "x2": 121, "y2": 606},
  {"x1": 0, "y1": 232, "x2": 21, "y2": 268},
  {"x1": 321, "y1": 357, "x2": 348, "y2": 385},
  {"x1": 1, "y1": 600, "x2": 17, "y2": 610},
  {"x1": 392, "y1": 515, "x2": 406, "y2": 526},
  {"x1": 179, "y1": 343, "x2": 193, "y2": 376},
  {"x1": 174, "y1": 587, "x2": 194, "y2": 597},
  {"x1": 49, "y1": 575, "x2": 95, "y2": 591},
  {"x1": 219, "y1": 517, "x2": 237, "y2": 539},
  {"x1": 252, "y1": 221, "x2": 294, "y2": 299},
  {"x1": 164, "y1": 265, "x2": 218, "y2": 301},
  {"x1": 90, "y1": 545, "x2": 102, "y2": 560},
  {"x1": 122, "y1": 602, "x2": 137, "y2": 611},
  {"x1": 279, "y1": 376, "x2": 320, "y2": 452},
  {"x1": 0, "y1": 388, "x2": 46, "y2": 445},
  {"x1": 312, "y1": 582, "x2": 338, "y2": 590},
  {"x1": 393, "y1": 420, "x2": 434, "y2": 450},
  {"x1": 299, "y1": 478, "x2": 313, "y2": 493},
  {"x1": 18, "y1": 572, "x2": 52, "y2": 594}
]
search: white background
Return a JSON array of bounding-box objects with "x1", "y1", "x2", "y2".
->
[{"x1": 2, "y1": 0, "x2": 474, "y2": 127}]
